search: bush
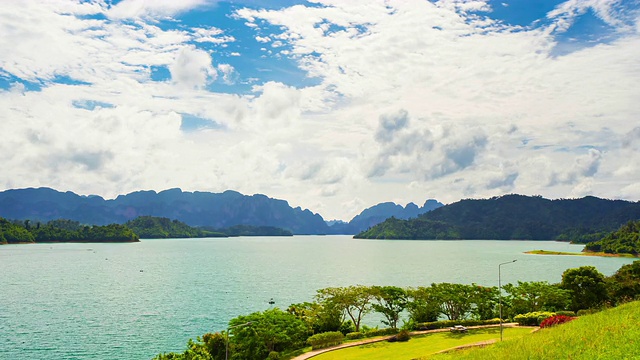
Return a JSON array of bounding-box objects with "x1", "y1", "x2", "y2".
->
[
  {"x1": 415, "y1": 318, "x2": 501, "y2": 330},
  {"x1": 577, "y1": 308, "x2": 601, "y2": 316},
  {"x1": 514, "y1": 311, "x2": 555, "y2": 326},
  {"x1": 267, "y1": 351, "x2": 280, "y2": 360},
  {"x1": 345, "y1": 332, "x2": 364, "y2": 340},
  {"x1": 555, "y1": 310, "x2": 576, "y2": 317},
  {"x1": 306, "y1": 331, "x2": 344, "y2": 350},
  {"x1": 365, "y1": 328, "x2": 398, "y2": 337},
  {"x1": 395, "y1": 330, "x2": 411, "y2": 342},
  {"x1": 540, "y1": 315, "x2": 577, "y2": 328}
]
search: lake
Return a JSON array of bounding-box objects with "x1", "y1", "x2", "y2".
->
[{"x1": 0, "y1": 236, "x2": 635, "y2": 359}]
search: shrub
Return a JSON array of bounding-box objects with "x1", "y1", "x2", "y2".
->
[
  {"x1": 415, "y1": 318, "x2": 501, "y2": 330},
  {"x1": 395, "y1": 330, "x2": 411, "y2": 342},
  {"x1": 306, "y1": 331, "x2": 344, "y2": 350},
  {"x1": 345, "y1": 332, "x2": 364, "y2": 340},
  {"x1": 267, "y1": 351, "x2": 280, "y2": 360},
  {"x1": 555, "y1": 310, "x2": 576, "y2": 317},
  {"x1": 365, "y1": 328, "x2": 398, "y2": 337},
  {"x1": 577, "y1": 308, "x2": 601, "y2": 316},
  {"x1": 514, "y1": 311, "x2": 555, "y2": 326},
  {"x1": 540, "y1": 315, "x2": 577, "y2": 328}
]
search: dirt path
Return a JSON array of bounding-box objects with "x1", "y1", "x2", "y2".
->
[{"x1": 290, "y1": 323, "x2": 520, "y2": 360}]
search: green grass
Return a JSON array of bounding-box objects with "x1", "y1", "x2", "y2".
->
[
  {"x1": 427, "y1": 301, "x2": 640, "y2": 360},
  {"x1": 312, "y1": 327, "x2": 533, "y2": 360}
]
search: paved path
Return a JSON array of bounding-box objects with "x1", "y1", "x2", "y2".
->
[{"x1": 291, "y1": 323, "x2": 520, "y2": 360}]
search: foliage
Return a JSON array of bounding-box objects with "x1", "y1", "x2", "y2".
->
[
  {"x1": 584, "y1": 221, "x2": 640, "y2": 255},
  {"x1": 126, "y1": 216, "x2": 224, "y2": 239},
  {"x1": 560, "y1": 266, "x2": 608, "y2": 311},
  {"x1": 371, "y1": 286, "x2": 408, "y2": 329},
  {"x1": 5, "y1": 218, "x2": 140, "y2": 243},
  {"x1": 345, "y1": 332, "x2": 364, "y2": 340},
  {"x1": 306, "y1": 331, "x2": 344, "y2": 350},
  {"x1": 0, "y1": 218, "x2": 35, "y2": 244},
  {"x1": 287, "y1": 301, "x2": 343, "y2": 334},
  {"x1": 316, "y1": 285, "x2": 376, "y2": 332},
  {"x1": 228, "y1": 308, "x2": 309, "y2": 360},
  {"x1": 355, "y1": 194, "x2": 640, "y2": 240},
  {"x1": 406, "y1": 287, "x2": 441, "y2": 323},
  {"x1": 430, "y1": 283, "x2": 476, "y2": 321},
  {"x1": 606, "y1": 260, "x2": 640, "y2": 304},
  {"x1": 218, "y1": 225, "x2": 292, "y2": 237},
  {"x1": 539, "y1": 314, "x2": 576, "y2": 328},
  {"x1": 388, "y1": 329, "x2": 411, "y2": 342},
  {"x1": 513, "y1": 311, "x2": 556, "y2": 326},
  {"x1": 503, "y1": 281, "x2": 571, "y2": 316}
]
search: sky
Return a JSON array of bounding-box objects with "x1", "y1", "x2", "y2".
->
[{"x1": 1, "y1": 0, "x2": 640, "y2": 221}]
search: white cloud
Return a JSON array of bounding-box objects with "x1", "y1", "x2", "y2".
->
[
  {"x1": 107, "y1": 0, "x2": 211, "y2": 19},
  {"x1": 169, "y1": 46, "x2": 217, "y2": 88}
]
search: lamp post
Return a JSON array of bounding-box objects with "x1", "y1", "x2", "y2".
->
[
  {"x1": 499, "y1": 260, "x2": 517, "y2": 342},
  {"x1": 225, "y1": 321, "x2": 252, "y2": 360}
]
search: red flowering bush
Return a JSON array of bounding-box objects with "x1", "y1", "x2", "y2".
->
[{"x1": 540, "y1": 315, "x2": 577, "y2": 328}]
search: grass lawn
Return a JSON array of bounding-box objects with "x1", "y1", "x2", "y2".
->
[
  {"x1": 427, "y1": 301, "x2": 640, "y2": 360},
  {"x1": 312, "y1": 327, "x2": 533, "y2": 360}
]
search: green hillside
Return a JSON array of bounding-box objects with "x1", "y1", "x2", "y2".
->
[
  {"x1": 429, "y1": 300, "x2": 640, "y2": 360},
  {"x1": 585, "y1": 221, "x2": 640, "y2": 255},
  {"x1": 356, "y1": 195, "x2": 640, "y2": 241}
]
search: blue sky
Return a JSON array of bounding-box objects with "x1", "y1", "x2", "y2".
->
[{"x1": 1, "y1": 0, "x2": 639, "y2": 220}]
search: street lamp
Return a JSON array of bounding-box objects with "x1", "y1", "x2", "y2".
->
[
  {"x1": 499, "y1": 259, "x2": 517, "y2": 342},
  {"x1": 225, "y1": 321, "x2": 252, "y2": 360}
]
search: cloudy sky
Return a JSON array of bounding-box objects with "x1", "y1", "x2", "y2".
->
[{"x1": 1, "y1": 0, "x2": 639, "y2": 221}]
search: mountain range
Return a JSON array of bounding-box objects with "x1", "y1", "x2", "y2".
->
[{"x1": 0, "y1": 187, "x2": 442, "y2": 235}]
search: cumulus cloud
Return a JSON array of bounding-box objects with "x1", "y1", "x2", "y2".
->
[{"x1": 169, "y1": 47, "x2": 217, "y2": 89}]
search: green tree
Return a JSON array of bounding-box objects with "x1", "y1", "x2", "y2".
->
[
  {"x1": 286, "y1": 301, "x2": 342, "y2": 334},
  {"x1": 430, "y1": 283, "x2": 475, "y2": 320},
  {"x1": 371, "y1": 286, "x2": 407, "y2": 329},
  {"x1": 503, "y1": 281, "x2": 571, "y2": 315},
  {"x1": 228, "y1": 308, "x2": 308, "y2": 360},
  {"x1": 561, "y1": 266, "x2": 608, "y2": 311},
  {"x1": 316, "y1": 285, "x2": 375, "y2": 332},
  {"x1": 606, "y1": 260, "x2": 640, "y2": 304},
  {"x1": 470, "y1": 284, "x2": 499, "y2": 320},
  {"x1": 406, "y1": 286, "x2": 440, "y2": 323}
]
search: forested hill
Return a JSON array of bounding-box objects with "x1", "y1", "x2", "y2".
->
[
  {"x1": 585, "y1": 221, "x2": 640, "y2": 255},
  {"x1": 355, "y1": 195, "x2": 640, "y2": 241}
]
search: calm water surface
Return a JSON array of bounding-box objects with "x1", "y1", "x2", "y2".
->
[{"x1": 0, "y1": 236, "x2": 635, "y2": 359}]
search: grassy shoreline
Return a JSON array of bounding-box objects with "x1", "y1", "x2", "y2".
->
[{"x1": 525, "y1": 249, "x2": 639, "y2": 258}]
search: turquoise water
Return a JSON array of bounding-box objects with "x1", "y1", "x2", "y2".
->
[{"x1": 0, "y1": 236, "x2": 635, "y2": 359}]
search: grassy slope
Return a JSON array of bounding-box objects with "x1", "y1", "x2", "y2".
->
[
  {"x1": 428, "y1": 301, "x2": 640, "y2": 360},
  {"x1": 311, "y1": 327, "x2": 533, "y2": 360}
]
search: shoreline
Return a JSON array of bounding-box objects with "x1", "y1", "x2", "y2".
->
[{"x1": 525, "y1": 249, "x2": 639, "y2": 258}]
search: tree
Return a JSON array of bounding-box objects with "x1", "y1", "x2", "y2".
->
[
  {"x1": 470, "y1": 284, "x2": 499, "y2": 320},
  {"x1": 406, "y1": 286, "x2": 440, "y2": 323},
  {"x1": 561, "y1": 266, "x2": 608, "y2": 311},
  {"x1": 316, "y1": 285, "x2": 375, "y2": 332},
  {"x1": 503, "y1": 281, "x2": 571, "y2": 315},
  {"x1": 286, "y1": 301, "x2": 342, "y2": 334},
  {"x1": 371, "y1": 286, "x2": 407, "y2": 329},
  {"x1": 606, "y1": 260, "x2": 640, "y2": 304},
  {"x1": 430, "y1": 283, "x2": 475, "y2": 320},
  {"x1": 228, "y1": 308, "x2": 308, "y2": 360}
]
